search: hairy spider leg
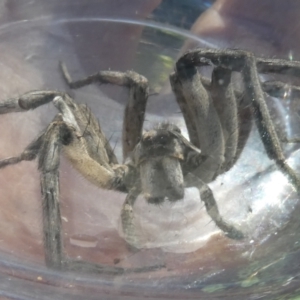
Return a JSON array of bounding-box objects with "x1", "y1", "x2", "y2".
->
[
  {"x1": 0, "y1": 129, "x2": 44, "y2": 168},
  {"x1": 120, "y1": 184, "x2": 141, "y2": 248},
  {"x1": 178, "y1": 48, "x2": 300, "y2": 192},
  {"x1": 60, "y1": 62, "x2": 149, "y2": 159},
  {"x1": 170, "y1": 61, "x2": 245, "y2": 239},
  {"x1": 170, "y1": 66, "x2": 226, "y2": 183},
  {"x1": 38, "y1": 118, "x2": 66, "y2": 269},
  {"x1": 185, "y1": 174, "x2": 244, "y2": 239}
]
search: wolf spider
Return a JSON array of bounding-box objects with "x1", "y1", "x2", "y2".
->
[{"x1": 1, "y1": 48, "x2": 300, "y2": 274}]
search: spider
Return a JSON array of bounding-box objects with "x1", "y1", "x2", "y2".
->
[{"x1": 1, "y1": 48, "x2": 300, "y2": 274}]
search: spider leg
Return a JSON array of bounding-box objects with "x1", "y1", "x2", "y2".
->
[
  {"x1": 262, "y1": 80, "x2": 300, "y2": 99},
  {"x1": 170, "y1": 73, "x2": 199, "y2": 148},
  {"x1": 210, "y1": 66, "x2": 239, "y2": 171},
  {"x1": 200, "y1": 73, "x2": 253, "y2": 170},
  {"x1": 200, "y1": 75, "x2": 300, "y2": 161},
  {"x1": 256, "y1": 57, "x2": 300, "y2": 77},
  {"x1": 38, "y1": 118, "x2": 161, "y2": 273},
  {"x1": 171, "y1": 62, "x2": 247, "y2": 178},
  {"x1": 241, "y1": 54, "x2": 300, "y2": 190},
  {"x1": 199, "y1": 76, "x2": 300, "y2": 105},
  {"x1": 0, "y1": 90, "x2": 65, "y2": 114},
  {"x1": 185, "y1": 173, "x2": 244, "y2": 239},
  {"x1": 9, "y1": 117, "x2": 125, "y2": 273},
  {"x1": 170, "y1": 66, "x2": 226, "y2": 183},
  {"x1": 0, "y1": 130, "x2": 44, "y2": 168},
  {"x1": 60, "y1": 62, "x2": 149, "y2": 159},
  {"x1": 177, "y1": 49, "x2": 300, "y2": 191},
  {"x1": 37, "y1": 119, "x2": 66, "y2": 269},
  {"x1": 120, "y1": 184, "x2": 141, "y2": 248},
  {"x1": 0, "y1": 90, "x2": 129, "y2": 190}
]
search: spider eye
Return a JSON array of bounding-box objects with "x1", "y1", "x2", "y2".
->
[
  {"x1": 158, "y1": 134, "x2": 169, "y2": 144},
  {"x1": 152, "y1": 131, "x2": 174, "y2": 147},
  {"x1": 142, "y1": 135, "x2": 152, "y2": 145},
  {"x1": 173, "y1": 126, "x2": 181, "y2": 133},
  {"x1": 144, "y1": 136, "x2": 150, "y2": 141}
]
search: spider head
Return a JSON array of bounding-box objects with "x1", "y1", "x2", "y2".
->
[
  {"x1": 139, "y1": 123, "x2": 184, "y2": 161},
  {"x1": 133, "y1": 123, "x2": 191, "y2": 204}
]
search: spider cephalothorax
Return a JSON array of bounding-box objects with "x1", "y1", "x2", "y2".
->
[
  {"x1": 1, "y1": 48, "x2": 300, "y2": 274},
  {"x1": 131, "y1": 123, "x2": 204, "y2": 204}
]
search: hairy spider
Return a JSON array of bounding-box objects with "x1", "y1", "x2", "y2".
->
[{"x1": 1, "y1": 48, "x2": 300, "y2": 274}]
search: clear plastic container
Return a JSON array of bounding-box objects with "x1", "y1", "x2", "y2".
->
[{"x1": 1, "y1": 1, "x2": 300, "y2": 299}]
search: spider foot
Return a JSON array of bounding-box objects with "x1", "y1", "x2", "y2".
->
[
  {"x1": 224, "y1": 227, "x2": 244, "y2": 240},
  {"x1": 125, "y1": 241, "x2": 140, "y2": 252},
  {"x1": 218, "y1": 221, "x2": 244, "y2": 240}
]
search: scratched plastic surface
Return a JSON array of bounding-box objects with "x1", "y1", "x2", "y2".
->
[{"x1": 1, "y1": 1, "x2": 300, "y2": 299}]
